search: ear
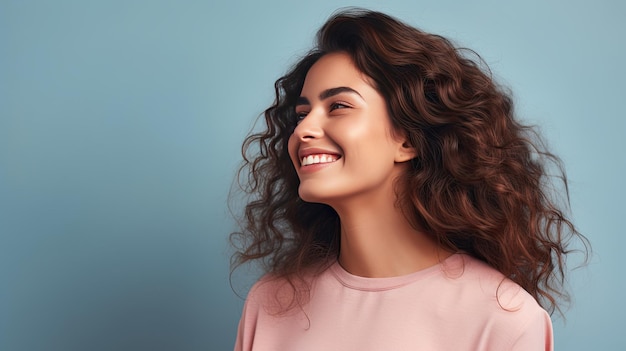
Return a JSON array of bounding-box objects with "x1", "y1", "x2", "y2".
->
[{"x1": 394, "y1": 139, "x2": 417, "y2": 163}]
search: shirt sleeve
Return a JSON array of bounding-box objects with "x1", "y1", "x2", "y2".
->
[
  {"x1": 233, "y1": 303, "x2": 246, "y2": 351},
  {"x1": 509, "y1": 308, "x2": 554, "y2": 351},
  {"x1": 233, "y1": 294, "x2": 257, "y2": 351}
]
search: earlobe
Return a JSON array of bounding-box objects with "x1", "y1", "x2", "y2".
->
[{"x1": 394, "y1": 141, "x2": 417, "y2": 163}]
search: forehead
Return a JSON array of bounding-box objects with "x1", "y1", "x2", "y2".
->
[{"x1": 301, "y1": 52, "x2": 373, "y2": 94}]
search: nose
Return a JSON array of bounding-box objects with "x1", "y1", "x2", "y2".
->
[{"x1": 293, "y1": 111, "x2": 324, "y2": 141}]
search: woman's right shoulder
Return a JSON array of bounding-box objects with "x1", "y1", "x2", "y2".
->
[
  {"x1": 245, "y1": 274, "x2": 283, "y2": 302},
  {"x1": 235, "y1": 274, "x2": 289, "y2": 351},
  {"x1": 244, "y1": 263, "x2": 332, "y2": 314},
  {"x1": 244, "y1": 273, "x2": 304, "y2": 315}
]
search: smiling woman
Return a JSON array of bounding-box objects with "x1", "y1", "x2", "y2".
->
[
  {"x1": 289, "y1": 53, "x2": 416, "y2": 211},
  {"x1": 230, "y1": 8, "x2": 588, "y2": 351}
]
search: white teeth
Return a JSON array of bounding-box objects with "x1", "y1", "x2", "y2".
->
[{"x1": 301, "y1": 154, "x2": 338, "y2": 166}]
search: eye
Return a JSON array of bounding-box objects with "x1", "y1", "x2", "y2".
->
[
  {"x1": 294, "y1": 111, "x2": 308, "y2": 124},
  {"x1": 330, "y1": 102, "x2": 350, "y2": 111}
]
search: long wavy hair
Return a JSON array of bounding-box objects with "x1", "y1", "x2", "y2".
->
[{"x1": 231, "y1": 9, "x2": 588, "y2": 315}]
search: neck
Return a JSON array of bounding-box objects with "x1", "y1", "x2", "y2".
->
[{"x1": 332, "y1": 177, "x2": 449, "y2": 278}]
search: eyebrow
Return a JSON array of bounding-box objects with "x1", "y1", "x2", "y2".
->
[{"x1": 296, "y1": 86, "x2": 363, "y2": 106}]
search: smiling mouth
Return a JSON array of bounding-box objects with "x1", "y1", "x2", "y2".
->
[{"x1": 301, "y1": 154, "x2": 340, "y2": 166}]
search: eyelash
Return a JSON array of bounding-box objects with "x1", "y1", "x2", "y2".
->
[
  {"x1": 295, "y1": 112, "x2": 307, "y2": 123},
  {"x1": 295, "y1": 102, "x2": 350, "y2": 123},
  {"x1": 330, "y1": 102, "x2": 349, "y2": 111}
]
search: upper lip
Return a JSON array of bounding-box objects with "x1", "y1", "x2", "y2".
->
[{"x1": 298, "y1": 147, "x2": 342, "y2": 159}]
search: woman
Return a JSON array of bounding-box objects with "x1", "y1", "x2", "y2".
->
[{"x1": 231, "y1": 9, "x2": 587, "y2": 350}]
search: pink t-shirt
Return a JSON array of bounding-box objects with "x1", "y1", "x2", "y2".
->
[{"x1": 234, "y1": 253, "x2": 553, "y2": 350}]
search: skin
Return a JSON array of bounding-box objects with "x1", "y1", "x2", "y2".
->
[{"x1": 288, "y1": 52, "x2": 448, "y2": 278}]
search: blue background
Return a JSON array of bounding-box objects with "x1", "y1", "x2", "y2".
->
[{"x1": 1, "y1": 0, "x2": 624, "y2": 350}]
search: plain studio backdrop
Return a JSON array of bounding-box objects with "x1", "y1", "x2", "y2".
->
[{"x1": 1, "y1": 0, "x2": 624, "y2": 350}]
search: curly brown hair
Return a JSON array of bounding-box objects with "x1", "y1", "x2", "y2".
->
[{"x1": 231, "y1": 9, "x2": 588, "y2": 315}]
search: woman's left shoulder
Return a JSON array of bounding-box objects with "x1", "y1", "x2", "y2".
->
[
  {"x1": 448, "y1": 254, "x2": 553, "y2": 349},
  {"x1": 438, "y1": 254, "x2": 552, "y2": 350},
  {"x1": 456, "y1": 254, "x2": 542, "y2": 312}
]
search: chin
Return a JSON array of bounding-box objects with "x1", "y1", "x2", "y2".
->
[
  {"x1": 298, "y1": 189, "x2": 324, "y2": 203},
  {"x1": 297, "y1": 185, "x2": 336, "y2": 204}
]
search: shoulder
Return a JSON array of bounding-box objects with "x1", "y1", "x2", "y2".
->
[
  {"x1": 242, "y1": 263, "x2": 331, "y2": 315},
  {"x1": 242, "y1": 274, "x2": 294, "y2": 315},
  {"x1": 234, "y1": 274, "x2": 303, "y2": 351},
  {"x1": 442, "y1": 254, "x2": 553, "y2": 349},
  {"x1": 441, "y1": 254, "x2": 545, "y2": 315}
]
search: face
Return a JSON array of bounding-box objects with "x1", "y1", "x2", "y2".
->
[{"x1": 287, "y1": 52, "x2": 414, "y2": 208}]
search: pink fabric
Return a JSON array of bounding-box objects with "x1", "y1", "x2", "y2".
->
[{"x1": 234, "y1": 254, "x2": 553, "y2": 351}]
